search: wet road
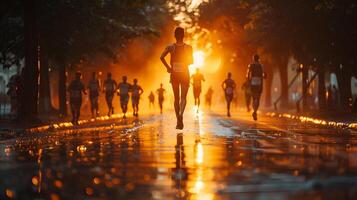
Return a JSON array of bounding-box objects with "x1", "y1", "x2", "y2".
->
[{"x1": 1, "y1": 110, "x2": 357, "y2": 200}]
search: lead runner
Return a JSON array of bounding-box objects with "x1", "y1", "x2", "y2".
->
[{"x1": 160, "y1": 27, "x2": 193, "y2": 130}]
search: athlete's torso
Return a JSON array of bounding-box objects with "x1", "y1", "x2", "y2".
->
[{"x1": 118, "y1": 82, "x2": 131, "y2": 95}]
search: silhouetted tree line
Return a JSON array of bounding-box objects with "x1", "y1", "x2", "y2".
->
[
  {"x1": 197, "y1": 0, "x2": 357, "y2": 113},
  {"x1": 0, "y1": 0, "x2": 166, "y2": 121}
]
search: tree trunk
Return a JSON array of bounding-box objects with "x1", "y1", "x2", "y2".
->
[
  {"x1": 23, "y1": 0, "x2": 39, "y2": 121},
  {"x1": 58, "y1": 62, "x2": 67, "y2": 117},
  {"x1": 318, "y1": 67, "x2": 326, "y2": 111},
  {"x1": 264, "y1": 65, "x2": 273, "y2": 107},
  {"x1": 39, "y1": 42, "x2": 53, "y2": 113},
  {"x1": 336, "y1": 66, "x2": 352, "y2": 112},
  {"x1": 278, "y1": 58, "x2": 289, "y2": 108},
  {"x1": 302, "y1": 64, "x2": 308, "y2": 112}
]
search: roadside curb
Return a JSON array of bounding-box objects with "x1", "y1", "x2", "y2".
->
[{"x1": 265, "y1": 112, "x2": 357, "y2": 130}]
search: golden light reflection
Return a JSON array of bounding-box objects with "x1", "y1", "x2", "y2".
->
[
  {"x1": 195, "y1": 142, "x2": 203, "y2": 164},
  {"x1": 266, "y1": 112, "x2": 356, "y2": 130}
]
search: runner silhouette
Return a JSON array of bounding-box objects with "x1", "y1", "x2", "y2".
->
[
  {"x1": 148, "y1": 91, "x2": 155, "y2": 108},
  {"x1": 156, "y1": 84, "x2": 165, "y2": 114},
  {"x1": 68, "y1": 71, "x2": 87, "y2": 125},
  {"x1": 118, "y1": 76, "x2": 132, "y2": 119},
  {"x1": 246, "y1": 54, "x2": 265, "y2": 121},
  {"x1": 205, "y1": 86, "x2": 213, "y2": 110},
  {"x1": 131, "y1": 79, "x2": 144, "y2": 117},
  {"x1": 88, "y1": 72, "x2": 101, "y2": 118},
  {"x1": 160, "y1": 27, "x2": 193, "y2": 129},
  {"x1": 222, "y1": 72, "x2": 236, "y2": 117},
  {"x1": 103, "y1": 72, "x2": 117, "y2": 116},
  {"x1": 191, "y1": 68, "x2": 205, "y2": 112}
]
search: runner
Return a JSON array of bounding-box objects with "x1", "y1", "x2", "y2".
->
[
  {"x1": 156, "y1": 84, "x2": 165, "y2": 114},
  {"x1": 160, "y1": 27, "x2": 193, "y2": 129},
  {"x1": 205, "y1": 86, "x2": 213, "y2": 110},
  {"x1": 68, "y1": 71, "x2": 86, "y2": 125},
  {"x1": 222, "y1": 72, "x2": 236, "y2": 117},
  {"x1": 148, "y1": 91, "x2": 155, "y2": 108},
  {"x1": 131, "y1": 79, "x2": 144, "y2": 117},
  {"x1": 246, "y1": 54, "x2": 265, "y2": 121},
  {"x1": 191, "y1": 68, "x2": 205, "y2": 111},
  {"x1": 88, "y1": 72, "x2": 101, "y2": 118},
  {"x1": 103, "y1": 72, "x2": 117, "y2": 116},
  {"x1": 241, "y1": 80, "x2": 252, "y2": 112},
  {"x1": 117, "y1": 76, "x2": 132, "y2": 119}
]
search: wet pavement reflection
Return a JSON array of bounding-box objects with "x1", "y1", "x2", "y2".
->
[{"x1": 1, "y1": 111, "x2": 357, "y2": 199}]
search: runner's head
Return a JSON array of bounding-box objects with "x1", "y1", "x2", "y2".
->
[
  {"x1": 253, "y1": 54, "x2": 260, "y2": 62},
  {"x1": 107, "y1": 72, "x2": 112, "y2": 78},
  {"x1": 160, "y1": 83, "x2": 163, "y2": 88},
  {"x1": 196, "y1": 68, "x2": 200, "y2": 73},
  {"x1": 174, "y1": 27, "x2": 184, "y2": 42},
  {"x1": 227, "y1": 72, "x2": 232, "y2": 78},
  {"x1": 133, "y1": 78, "x2": 138, "y2": 84},
  {"x1": 122, "y1": 76, "x2": 127, "y2": 82},
  {"x1": 75, "y1": 71, "x2": 82, "y2": 80}
]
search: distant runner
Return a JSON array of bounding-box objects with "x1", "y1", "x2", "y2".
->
[
  {"x1": 241, "y1": 80, "x2": 252, "y2": 112},
  {"x1": 68, "y1": 71, "x2": 86, "y2": 125},
  {"x1": 131, "y1": 79, "x2": 144, "y2": 117},
  {"x1": 103, "y1": 72, "x2": 117, "y2": 116},
  {"x1": 148, "y1": 91, "x2": 155, "y2": 108},
  {"x1": 205, "y1": 86, "x2": 213, "y2": 110},
  {"x1": 222, "y1": 72, "x2": 236, "y2": 117},
  {"x1": 118, "y1": 76, "x2": 132, "y2": 119},
  {"x1": 156, "y1": 84, "x2": 165, "y2": 114},
  {"x1": 246, "y1": 54, "x2": 265, "y2": 121},
  {"x1": 160, "y1": 27, "x2": 193, "y2": 129},
  {"x1": 88, "y1": 72, "x2": 101, "y2": 118},
  {"x1": 191, "y1": 68, "x2": 205, "y2": 111}
]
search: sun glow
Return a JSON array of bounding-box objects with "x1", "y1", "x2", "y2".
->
[{"x1": 190, "y1": 50, "x2": 206, "y2": 74}]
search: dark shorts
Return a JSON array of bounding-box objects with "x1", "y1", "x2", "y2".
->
[
  {"x1": 225, "y1": 94, "x2": 233, "y2": 102},
  {"x1": 70, "y1": 98, "x2": 82, "y2": 108},
  {"x1": 132, "y1": 96, "x2": 140, "y2": 105},
  {"x1": 170, "y1": 72, "x2": 190, "y2": 86},
  {"x1": 251, "y1": 86, "x2": 262, "y2": 98},
  {"x1": 89, "y1": 91, "x2": 99, "y2": 98},
  {"x1": 193, "y1": 87, "x2": 202, "y2": 98},
  {"x1": 120, "y1": 94, "x2": 129, "y2": 105}
]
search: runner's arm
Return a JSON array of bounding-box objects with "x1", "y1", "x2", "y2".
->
[
  {"x1": 246, "y1": 65, "x2": 251, "y2": 80},
  {"x1": 139, "y1": 86, "x2": 144, "y2": 95},
  {"x1": 221, "y1": 81, "x2": 225, "y2": 90},
  {"x1": 160, "y1": 46, "x2": 172, "y2": 73}
]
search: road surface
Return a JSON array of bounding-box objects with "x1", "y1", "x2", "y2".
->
[{"x1": 1, "y1": 110, "x2": 357, "y2": 199}]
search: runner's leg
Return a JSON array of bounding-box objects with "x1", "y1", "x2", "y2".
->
[
  {"x1": 171, "y1": 82, "x2": 180, "y2": 119},
  {"x1": 180, "y1": 82, "x2": 189, "y2": 117}
]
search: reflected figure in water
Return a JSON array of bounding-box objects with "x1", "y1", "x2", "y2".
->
[
  {"x1": 118, "y1": 76, "x2": 132, "y2": 119},
  {"x1": 156, "y1": 84, "x2": 165, "y2": 114},
  {"x1": 160, "y1": 27, "x2": 193, "y2": 129},
  {"x1": 246, "y1": 54, "x2": 265, "y2": 121},
  {"x1": 172, "y1": 133, "x2": 188, "y2": 198},
  {"x1": 88, "y1": 72, "x2": 101, "y2": 118},
  {"x1": 68, "y1": 71, "x2": 87, "y2": 125},
  {"x1": 131, "y1": 79, "x2": 144, "y2": 117},
  {"x1": 103, "y1": 72, "x2": 117, "y2": 116},
  {"x1": 222, "y1": 72, "x2": 236, "y2": 117}
]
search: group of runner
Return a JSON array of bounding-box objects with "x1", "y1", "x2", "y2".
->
[
  {"x1": 68, "y1": 27, "x2": 265, "y2": 128},
  {"x1": 68, "y1": 72, "x2": 146, "y2": 124}
]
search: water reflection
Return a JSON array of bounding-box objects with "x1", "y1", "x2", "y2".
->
[{"x1": 1, "y1": 114, "x2": 357, "y2": 199}]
